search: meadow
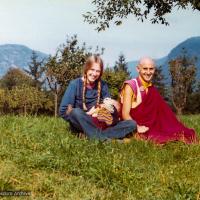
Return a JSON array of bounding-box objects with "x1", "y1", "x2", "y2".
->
[{"x1": 0, "y1": 115, "x2": 200, "y2": 200}]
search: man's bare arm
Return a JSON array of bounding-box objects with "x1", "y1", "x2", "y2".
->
[{"x1": 122, "y1": 84, "x2": 134, "y2": 120}]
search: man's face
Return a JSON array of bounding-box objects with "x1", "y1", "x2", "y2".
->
[{"x1": 137, "y1": 62, "x2": 155, "y2": 83}]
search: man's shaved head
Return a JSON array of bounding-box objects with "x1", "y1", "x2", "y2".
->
[
  {"x1": 137, "y1": 57, "x2": 156, "y2": 83},
  {"x1": 138, "y1": 57, "x2": 155, "y2": 67}
]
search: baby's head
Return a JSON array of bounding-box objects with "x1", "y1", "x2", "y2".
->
[{"x1": 101, "y1": 98, "x2": 121, "y2": 113}]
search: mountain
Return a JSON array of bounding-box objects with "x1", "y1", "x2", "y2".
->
[
  {"x1": 1, "y1": 38, "x2": 200, "y2": 80},
  {"x1": 0, "y1": 44, "x2": 49, "y2": 77},
  {"x1": 127, "y1": 36, "x2": 200, "y2": 81}
]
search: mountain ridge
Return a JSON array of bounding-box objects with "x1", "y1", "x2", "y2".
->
[
  {"x1": 0, "y1": 37, "x2": 200, "y2": 80},
  {"x1": 0, "y1": 44, "x2": 48, "y2": 77},
  {"x1": 127, "y1": 36, "x2": 200, "y2": 80}
]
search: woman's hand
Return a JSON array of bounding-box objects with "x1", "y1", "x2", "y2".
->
[
  {"x1": 65, "y1": 104, "x2": 73, "y2": 115},
  {"x1": 86, "y1": 106, "x2": 97, "y2": 116}
]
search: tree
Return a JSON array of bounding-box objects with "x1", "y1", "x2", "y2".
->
[
  {"x1": 152, "y1": 66, "x2": 166, "y2": 98},
  {"x1": 114, "y1": 53, "x2": 131, "y2": 77},
  {"x1": 169, "y1": 54, "x2": 197, "y2": 115},
  {"x1": 184, "y1": 80, "x2": 200, "y2": 114},
  {"x1": 24, "y1": 51, "x2": 45, "y2": 89},
  {"x1": 102, "y1": 67, "x2": 130, "y2": 99},
  {"x1": 0, "y1": 67, "x2": 54, "y2": 115},
  {"x1": 7, "y1": 85, "x2": 49, "y2": 116},
  {"x1": 103, "y1": 54, "x2": 131, "y2": 99},
  {"x1": 0, "y1": 88, "x2": 6, "y2": 114},
  {"x1": 84, "y1": 0, "x2": 200, "y2": 31},
  {"x1": 0, "y1": 68, "x2": 33, "y2": 90},
  {"x1": 184, "y1": 91, "x2": 200, "y2": 114},
  {"x1": 45, "y1": 55, "x2": 62, "y2": 117}
]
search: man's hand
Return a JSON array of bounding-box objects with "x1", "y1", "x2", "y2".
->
[{"x1": 137, "y1": 125, "x2": 149, "y2": 133}]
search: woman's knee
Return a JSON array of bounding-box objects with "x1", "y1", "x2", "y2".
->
[
  {"x1": 126, "y1": 120, "x2": 137, "y2": 130},
  {"x1": 69, "y1": 108, "x2": 83, "y2": 118}
]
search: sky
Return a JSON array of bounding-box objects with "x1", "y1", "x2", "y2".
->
[{"x1": 0, "y1": 0, "x2": 200, "y2": 66}]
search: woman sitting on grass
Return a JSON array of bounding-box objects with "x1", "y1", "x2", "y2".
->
[{"x1": 59, "y1": 54, "x2": 136, "y2": 141}]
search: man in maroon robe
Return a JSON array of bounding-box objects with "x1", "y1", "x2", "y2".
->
[{"x1": 120, "y1": 57, "x2": 198, "y2": 144}]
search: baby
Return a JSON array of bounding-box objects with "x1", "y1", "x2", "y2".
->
[{"x1": 87, "y1": 97, "x2": 149, "y2": 133}]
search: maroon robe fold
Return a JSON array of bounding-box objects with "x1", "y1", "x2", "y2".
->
[{"x1": 122, "y1": 79, "x2": 198, "y2": 144}]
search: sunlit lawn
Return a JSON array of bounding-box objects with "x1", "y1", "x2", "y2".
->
[{"x1": 0, "y1": 115, "x2": 200, "y2": 200}]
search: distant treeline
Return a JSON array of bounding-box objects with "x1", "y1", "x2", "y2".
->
[{"x1": 0, "y1": 35, "x2": 199, "y2": 116}]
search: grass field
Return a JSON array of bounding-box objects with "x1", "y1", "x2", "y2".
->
[{"x1": 0, "y1": 115, "x2": 200, "y2": 200}]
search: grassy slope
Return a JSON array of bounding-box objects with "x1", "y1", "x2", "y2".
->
[{"x1": 0, "y1": 115, "x2": 200, "y2": 200}]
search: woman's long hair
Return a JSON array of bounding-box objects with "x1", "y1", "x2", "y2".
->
[{"x1": 82, "y1": 55, "x2": 104, "y2": 111}]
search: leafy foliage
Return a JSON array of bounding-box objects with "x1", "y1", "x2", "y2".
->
[
  {"x1": 152, "y1": 66, "x2": 166, "y2": 98},
  {"x1": 114, "y1": 53, "x2": 130, "y2": 77},
  {"x1": 0, "y1": 88, "x2": 6, "y2": 113},
  {"x1": 24, "y1": 51, "x2": 45, "y2": 89},
  {"x1": 102, "y1": 69, "x2": 130, "y2": 100},
  {"x1": 184, "y1": 92, "x2": 200, "y2": 114},
  {"x1": 0, "y1": 68, "x2": 33, "y2": 90},
  {"x1": 184, "y1": 80, "x2": 200, "y2": 114},
  {"x1": 6, "y1": 85, "x2": 51, "y2": 116},
  {"x1": 169, "y1": 54, "x2": 197, "y2": 115},
  {"x1": 84, "y1": 0, "x2": 200, "y2": 31},
  {"x1": 102, "y1": 54, "x2": 131, "y2": 99},
  {"x1": 0, "y1": 68, "x2": 53, "y2": 115}
]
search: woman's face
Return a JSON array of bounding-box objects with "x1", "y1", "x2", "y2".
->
[{"x1": 86, "y1": 63, "x2": 101, "y2": 84}]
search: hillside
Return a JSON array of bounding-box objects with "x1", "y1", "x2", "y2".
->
[
  {"x1": 0, "y1": 44, "x2": 48, "y2": 77},
  {"x1": 127, "y1": 36, "x2": 200, "y2": 81},
  {"x1": 1, "y1": 38, "x2": 200, "y2": 81}
]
